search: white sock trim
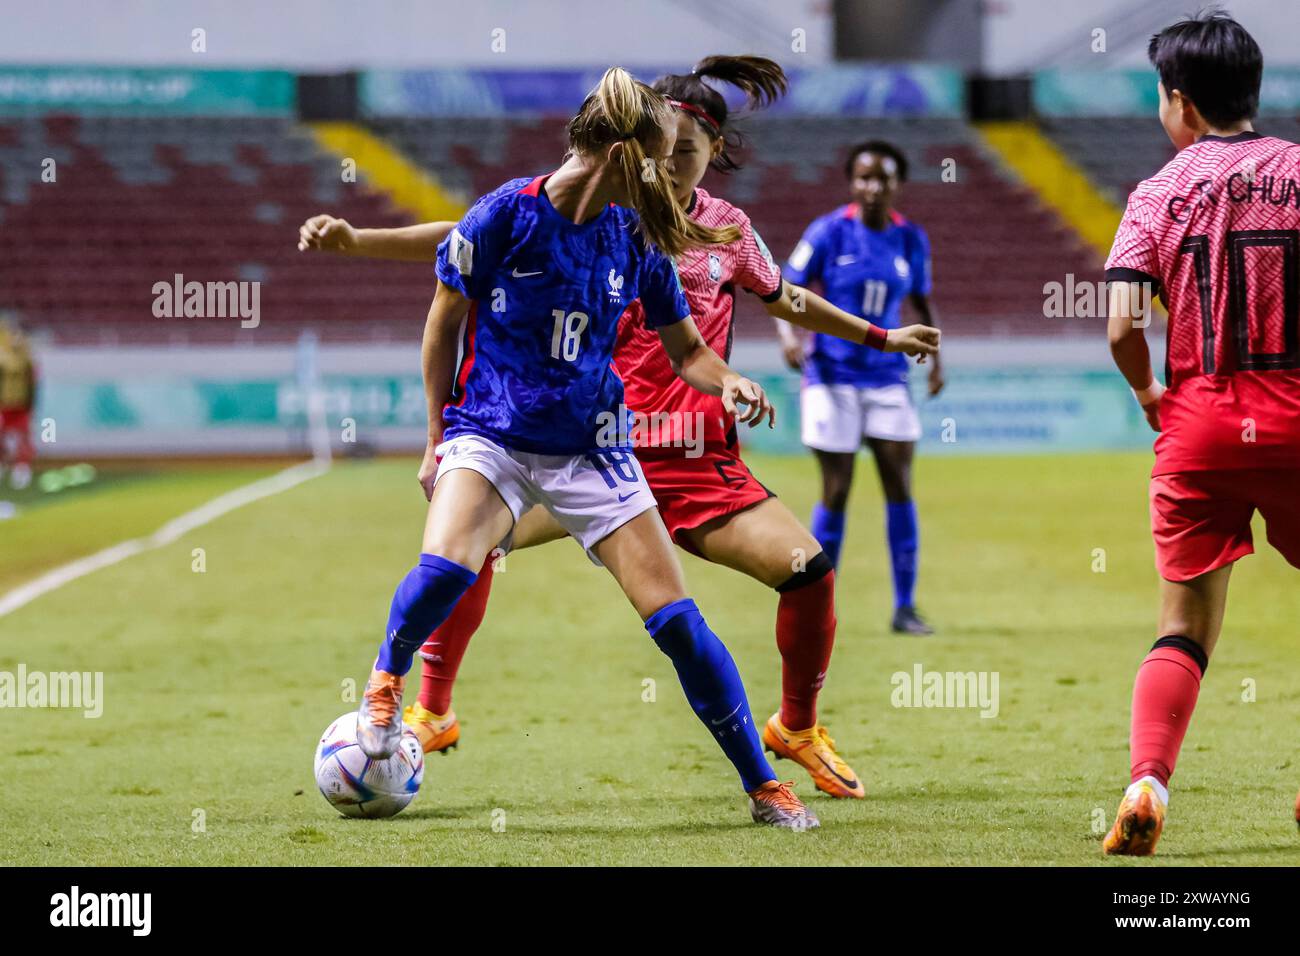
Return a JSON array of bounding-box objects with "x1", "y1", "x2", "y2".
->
[{"x1": 1128, "y1": 775, "x2": 1169, "y2": 807}]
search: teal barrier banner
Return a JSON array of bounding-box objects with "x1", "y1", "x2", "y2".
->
[
  {"x1": 1036, "y1": 68, "x2": 1300, "y2": 116},
  {"x1": 39, "y1": 367, "x2": 1153, "y2": 456},
  {"x1": 741, "y1": 369, "x2": 1149, "y2": 455},
  {"x1": 41, "y1": 377, "x2": 423, "y2": 431},
  {"x1": 0, "y1": 68, "x2": 295, "y2": 115}
]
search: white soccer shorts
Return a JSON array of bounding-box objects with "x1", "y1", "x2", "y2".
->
[
  {"x1": 434, "y1": 432, "x2": 658, "y2": 558},
  {"x1": 800, "y1": 382, "x2": 922, "y2": 451}
]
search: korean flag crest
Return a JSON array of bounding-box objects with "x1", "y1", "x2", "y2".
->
[{"x1": 707, "y1": 253, "x2": 722, "y2": 282}]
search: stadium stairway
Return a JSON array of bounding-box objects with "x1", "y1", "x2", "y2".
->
[
  {"x1": 976, "y1": 120, "x2": 1122, "y2": 261},
  {"x1": 306, "y1": 121, "x2": 467, "y2": 223}
]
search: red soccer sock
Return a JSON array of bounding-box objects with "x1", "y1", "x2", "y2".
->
[
  {"x1": 1129, "y1": 639, "x2": 1206, "y2": 787},
  {"x1": 775, "y1": 566, "x2": 837, "y2": 732},
  {"x1": 418, "y1": 557, "x2": 496, "y2": 714}
]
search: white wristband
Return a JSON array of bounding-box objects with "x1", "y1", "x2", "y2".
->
[{"x1": 1133, "y1": 380, "x2": 1165, "y2": 406}]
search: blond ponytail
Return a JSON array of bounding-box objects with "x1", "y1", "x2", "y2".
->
[{"x1": 568, "y1": 67, "x2": 740, "y2": 259}]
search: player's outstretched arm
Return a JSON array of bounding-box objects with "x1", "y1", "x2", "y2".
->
[
  {"x1": 908, "y1": 292, "x2": 945, "y2": 395},
  {"x1": 417, "y1": 279, "x2": 473, "y2": 498},
  {"x1": 297, "y1": 215, "x2": 457, "y2": 261},
  {"x1": 765, "y1": 281, "x2": 940, "y2": 361},
  {"x1": 656, "y1": 317, "x2": 775, "y2": 429},
  {"x1": 1107, "y1": 279, "x2": 1163, "y2": 432},
  {"x1": 771, "y1": 316, "x2": 804, "y2": 371}
]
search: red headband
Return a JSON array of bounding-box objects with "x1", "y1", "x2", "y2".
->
[{"x1": 667, "y1": 98, "x2": 721, "y2": 136}]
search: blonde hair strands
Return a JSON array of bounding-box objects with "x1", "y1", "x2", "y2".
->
[{"x1": 567, "y1": 67, "x2": 740, "y2": 259}]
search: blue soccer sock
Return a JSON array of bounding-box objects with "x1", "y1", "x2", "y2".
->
[
  {"x1": 645, "y1": 599, "x2": 776, "y2": 793},
  {"x1": 885, "y1": 500, "x2": 919, "y2": 609},
  {"x1": 810, "y1": 503, "x2": 847, "y2": 569},
  {"x1": 376, "y1": 554, "x2": 478, "y2": 676}
]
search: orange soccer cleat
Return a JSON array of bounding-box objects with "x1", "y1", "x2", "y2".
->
[
  {"x1": 748, "y1": 780, "x2": 820, "y2": 830},
  {"x1": 1103, "y1": 779, "x2": 1168, "y2": 856},
  {"x1": 357, "y1": 666, "x2": 405, "y2": 759},
  {"x1": 402, "y1": 701, "x2": 461, "y2": 755},
  {"x1": 761, "y1": 713, "x2": 865, "y2": 799}
]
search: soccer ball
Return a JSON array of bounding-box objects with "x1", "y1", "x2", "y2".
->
[{"x1": 314, "y1": 711, "x2": 424, "y2": 818}]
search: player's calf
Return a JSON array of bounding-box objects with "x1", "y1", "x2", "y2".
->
[
  {"x1": 774, "y1": 552, "x2": 837, "y2": 731},
  {"x1": 1104, "y1": 635, "x2": 1207, "y2": 855},
  {"x1": 645, "y1": 599, "x2": 781, "y2": 801},
  {"x1": 359, "y1": 554, "x2": 478, "y2": 758}
]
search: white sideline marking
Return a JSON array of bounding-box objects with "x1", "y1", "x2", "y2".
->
[{"x1": 0, "y1": 459, "x2": 330, "y2": 619}]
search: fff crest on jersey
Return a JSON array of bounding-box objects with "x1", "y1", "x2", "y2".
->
[
  {"x1": 894, "y1": 256, "x2": 910, "y2": 279},
  {"x1": 708, "y1": 253, "x2": 722, "y2": 282},
  {"x1": 607, "y1": 269, "x2": 624, "y2": 301}
]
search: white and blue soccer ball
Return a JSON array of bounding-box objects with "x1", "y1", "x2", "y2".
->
[{"x1": 314, "y1": 711, "x2": 424, "y2": 819}]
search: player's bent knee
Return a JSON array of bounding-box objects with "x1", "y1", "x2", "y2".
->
[
  {"x1": 819, "y1": 474, "x2": 852, "y2": 510},
  {"x1": 629, "y1": 585, "x2": 689, "y2": 623},
  {"x1": 1151, "y1": 634, "x2": 1210, "y2": 673},
  {"x1": 420, "y1": 532, "x2": 494, "y2": 571},
  {"x1": 644, "y1": 598, "x2": 722, "y2": 663},
  {"x1": 776, "y1": 550, "x2": 834, "y2": 593},
  {"x1": 381, "y1": 554, "x2": 480, "y2": 670},
  {"x1": 880, "y1": 471, "x2": 911, "y2": 503}
]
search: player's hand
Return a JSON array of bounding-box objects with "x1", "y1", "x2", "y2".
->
[
  {"x1": 298, "y1": 214, "x2": 358, "y2": 254},
  {"x1": 1135, "y1": 382, "x2": 1165, "y2": 433},
  {"x1": 927, "y1": 360, "x2": 946, "y2": 397},
  {"x1": 779, "y1": 337, "x2": 803, "y2": 372},
  {"x1": 885, "y1": 324, "x2": 940, "y2": 363},
  {"x1": 722, "y1": 375, "x2": 776, "y2": 429},
  {"x1": 417, "y1": 441, "x2": 441, "y2": 501}
]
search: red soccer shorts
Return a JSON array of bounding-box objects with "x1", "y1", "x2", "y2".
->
[
  {"x1": 0, "y1": 408, "x2": 31, "y2": 433},
  {"x1": 1149, "y1": 469, "x2": 1300, "y2": 581},
  {"x1": 637, "y1": 442, "x2": 773, "y2": 555}
]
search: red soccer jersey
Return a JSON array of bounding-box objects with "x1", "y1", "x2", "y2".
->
[
  {"x1": 1106, "y1": 131, "x2": 1300, "y2": 474},
  {"x1": 615, "y1": 187, "x2": 782, "y2": 449}
]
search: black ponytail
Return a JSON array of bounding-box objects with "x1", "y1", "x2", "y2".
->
[{"x1": 653, "y1": 55, "x2": 788, "y2": 173}]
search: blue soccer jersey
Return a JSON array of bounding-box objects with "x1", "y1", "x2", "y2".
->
[
  {"x1": 435, "y1": 175, "x2": 691, "y2": 455},
  {"x1": 784, "y1": 206, "x2": 931, "y2": 388}
]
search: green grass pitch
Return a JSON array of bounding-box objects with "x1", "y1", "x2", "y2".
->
[{"x1": 1, "y1": 452, "x2": 1297, "y2": 866}]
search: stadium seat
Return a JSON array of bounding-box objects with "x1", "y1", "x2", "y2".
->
[{"x1": 0, "y1": 113, "x2": 1110, "y2": 344}]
